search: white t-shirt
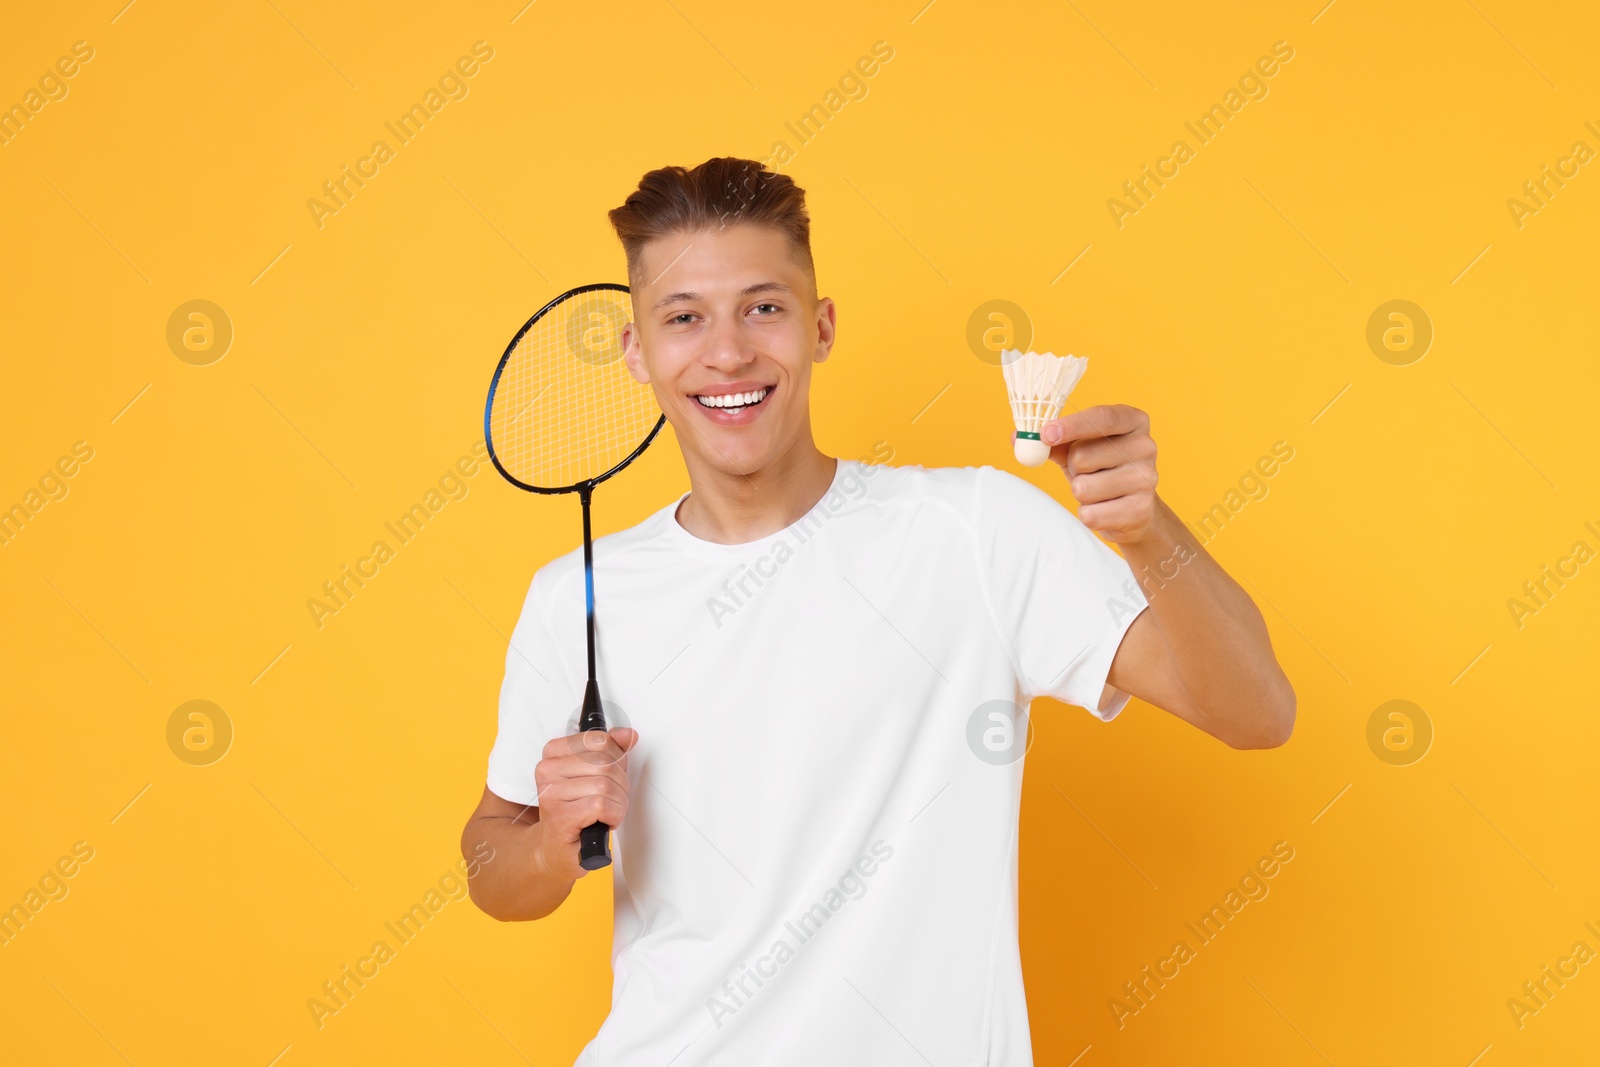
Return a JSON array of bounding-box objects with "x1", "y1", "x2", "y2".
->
[{"x1": 486, "y1": 457, "x2": 1150, "y2": 1066}]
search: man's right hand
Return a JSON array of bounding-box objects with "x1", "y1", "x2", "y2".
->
[{"x1": 533, "y1": 727, "x2": 639, "y2": 882}]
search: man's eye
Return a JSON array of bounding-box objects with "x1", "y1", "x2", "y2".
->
[
  {"x1": 752, "y1": 303, "x2": 780, "y2": 315},
  {"x1": 668, "y1": 313, "x2": 696, "y2": 325}
]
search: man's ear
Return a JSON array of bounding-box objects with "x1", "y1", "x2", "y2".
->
[
  {"x1": 622, "y1": 322, "x2": 651, "y2": 384},
  {"x1": 812, "y1": 296, "x2": 837, "y2": 365}
]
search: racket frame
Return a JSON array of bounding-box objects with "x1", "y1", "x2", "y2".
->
[{"x1": 482, "y1": 281, "x2": 667, "y2": 495}]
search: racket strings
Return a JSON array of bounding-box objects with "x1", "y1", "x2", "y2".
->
[{"x1": 489, "y1": 290, "x2": 662, "y2": 488}]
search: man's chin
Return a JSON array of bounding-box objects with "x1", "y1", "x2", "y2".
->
[
  {"x1": 667, "y1": 412, "x2": 796, "y2": 479},
  {"x1": 712, "y1": 453, "x2": 770, "y2": 479},
  {"x1": 695, "y1": 440, "x2": 779, "y2": 480}
]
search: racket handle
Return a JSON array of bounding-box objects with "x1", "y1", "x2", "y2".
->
[
  {"x1": 579, "y1": 821, "x2": 611, "y2": 870},
  {"x1": 576, "y1": 680, "x2": 612, "y2": 869}
]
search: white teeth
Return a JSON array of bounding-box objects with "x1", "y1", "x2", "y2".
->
[{"x1": 696, "y1": 387, "x2": 770, "y2": 409}]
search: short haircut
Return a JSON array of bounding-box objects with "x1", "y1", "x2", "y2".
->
[{"x1": 607, "y1": 157, "x2": 816, "y2": 297}]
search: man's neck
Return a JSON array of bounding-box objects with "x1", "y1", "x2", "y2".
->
[{"x1": 675, "y1": 444, "x2": 838, "y2": 546}]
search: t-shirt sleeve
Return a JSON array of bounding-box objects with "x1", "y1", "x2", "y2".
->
[
  {"x1": 972, "y1": 465, "x2": 1150, "y2": 720},
  {"x1": 485, "y1": 564, "x2": 578, "y2": 806}
]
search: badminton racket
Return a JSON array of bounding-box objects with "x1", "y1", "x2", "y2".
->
[{"x1": 484, "y1": 282, "x2": 666, "y2": 870}]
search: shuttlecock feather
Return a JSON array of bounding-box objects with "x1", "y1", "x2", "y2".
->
[{"x1": 1001, "y1": 349, "x2": 1088, "y2": 466}]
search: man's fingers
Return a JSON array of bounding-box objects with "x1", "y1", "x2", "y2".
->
[
  {"x1": 537, "y1": 778, "x2": 630, "y2": 830},
  {"x1": 1064, "y1": 465, "x2": 1156, "y2": 505},
  {"x1": 544, "y1": 728, "x2": 635, "y2": 768},
  {"x1": 1050, "y1": 420, "x2": 1156, "y2": 478},
  {"x1": 1053, "y1": 436, "x2": 1122, "y2": 475},
  {"x1": 539, "y1": 776, "x2": 628, "y2": 807},
  {"x1": 534, "y1": 761, "x2": 631, "y2": 811},
  {"x1": 539, "y1": 750, "x2": 632, "y2": 785},
  {"x1": 1078, "y1": 495, "x2": 1156, "y2": 542},
  {"x1": 1054, "y1": 438, "x2": 1158, "y2": 481},
  {"x1": 1043, "y1": 404, "x2": 1147, "y2": 446}
]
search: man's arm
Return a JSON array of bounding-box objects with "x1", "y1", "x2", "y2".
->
[
  {"x1": 1040, "y1": 406, "x2": 1296, "y2": 750},
  {"x1": 460, "y1": 787, "x2": 575, "y2": 921},
  {"x1": 462, "y1": 727, "x2": 638, "y2": 921}
]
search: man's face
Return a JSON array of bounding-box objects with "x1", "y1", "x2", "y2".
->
[{"x1": 622, "y1": 224, "x2": 835, "y2": 477}]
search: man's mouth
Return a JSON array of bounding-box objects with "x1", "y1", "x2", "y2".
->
[{"x1": 692, "y1": 385, "x2": 774, "y2": 415}]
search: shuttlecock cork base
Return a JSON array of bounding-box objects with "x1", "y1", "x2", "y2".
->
[{"x1": 1001, "y1": 349, "x2": 1089, "y2": 466}]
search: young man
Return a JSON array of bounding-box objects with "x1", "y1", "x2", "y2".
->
[{"x1": 461, "y1": 157, "x2": 1294, "y2": 1064}]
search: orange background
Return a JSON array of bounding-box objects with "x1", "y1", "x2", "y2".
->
[{"x1": 2, "y1": 1, "x2": 1597, "y2": 1063}]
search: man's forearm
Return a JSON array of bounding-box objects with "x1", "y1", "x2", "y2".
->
[
  {"x1": 462, "y1": 814, "x2": 576, "y2": 921},
  {"x1": 1120, "y1": 495, "x2": 1295, "y2": 746}
]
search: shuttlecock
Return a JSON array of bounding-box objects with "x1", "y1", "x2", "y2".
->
[{"x1": 1001, "y1": 349, "x2": 1088, "y2": 466}]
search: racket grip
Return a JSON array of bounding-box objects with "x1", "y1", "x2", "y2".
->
[
  {"x1": 579, "y1": 820, "x2": 611, "y2": 870},
  {"x1": 576, "y1": 680, "x2": 611, "y2": 869}
]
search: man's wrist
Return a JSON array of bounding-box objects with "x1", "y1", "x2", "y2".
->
[
  {"x1": 529, "y1": 825, "x2": 557, "y2": 880},
  {"x1": 529, "y1": 823, "x2": 581, "y2": 888}
]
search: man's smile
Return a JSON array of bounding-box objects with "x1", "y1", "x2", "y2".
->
[{"x1": 690, "y1": 382, "x2": 776, "y2": 424}]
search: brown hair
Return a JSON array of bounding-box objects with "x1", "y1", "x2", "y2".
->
[{"x1": 607, "y1": 157, "x2": 816, "y2": 297}]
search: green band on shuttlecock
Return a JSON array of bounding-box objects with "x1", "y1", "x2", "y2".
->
[{"x1": 1015, "y1": 431, "x2": 1041, "y2": 441}]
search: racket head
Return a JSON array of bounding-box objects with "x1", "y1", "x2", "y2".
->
[{"x1": 484, "y1": 282, "x2": 667, "y2": 494}]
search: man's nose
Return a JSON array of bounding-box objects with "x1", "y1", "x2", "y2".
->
[{"x1": 702, "y1": 315, "x2": 754, "y2": 371}]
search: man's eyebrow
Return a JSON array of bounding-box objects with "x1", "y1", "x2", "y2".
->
[{"x1": 651, "y1": 282, "x2": 793, "y2": 311}]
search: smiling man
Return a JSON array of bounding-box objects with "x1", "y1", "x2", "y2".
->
[{"x1": 461, "y1": 157, "x2": 1295, "y2": 1065}]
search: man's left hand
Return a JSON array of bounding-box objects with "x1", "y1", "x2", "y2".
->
[{"x1": 1036, "y1": 404, "x2": 1159, "y2": 544}]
